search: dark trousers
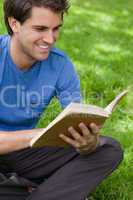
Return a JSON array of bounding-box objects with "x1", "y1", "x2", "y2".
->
[{"x1": 0, "y1": 136, "x2": 123, "y2": 200}]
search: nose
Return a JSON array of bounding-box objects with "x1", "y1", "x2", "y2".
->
[{"x1": 42, "y1": 30, "x2": 55, "y2": 45}]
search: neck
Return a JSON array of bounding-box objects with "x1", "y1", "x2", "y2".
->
[{"x1": 10, "y1": 36, "x2": 36, "y2": 70}]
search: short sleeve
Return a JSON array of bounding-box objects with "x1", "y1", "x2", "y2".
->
[{"x1": 56, "y1": 57, "x2": 82, "y2": 108}]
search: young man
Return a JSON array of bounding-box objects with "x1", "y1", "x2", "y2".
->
[{"x1": 0, "y1": 0, "x2": 123, "y2": 200}]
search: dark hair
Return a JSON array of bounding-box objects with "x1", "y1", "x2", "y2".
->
[{"x1": 3, "y1": 0, "x2": 70, "y2": 35}]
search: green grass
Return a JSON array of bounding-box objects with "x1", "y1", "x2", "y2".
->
[{"x1": 0, "y1": 0, "x2": 133, "y2": 199}]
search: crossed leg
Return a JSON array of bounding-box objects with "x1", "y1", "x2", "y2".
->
[{"x1": 0, "y1": 136, "x2": 123, "y2": 200}]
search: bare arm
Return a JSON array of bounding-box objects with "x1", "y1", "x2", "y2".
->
[{"x1": 0, "y1": 128, "x2": 43, "y2": 155}]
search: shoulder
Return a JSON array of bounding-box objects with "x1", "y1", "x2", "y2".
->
[
  {"x1": 49, "y1": 48, "x2": 79, "y2": 81},
  {"x1": 0, "y1": 35, "x2": 9, "y2": 57},
  {"x1": 48, "y1": 47, "x2": 74, "y2": 71},
  {"x1": 50, "y1": 47, "x2": 67, "y2": 58},
  {"x1": 0, "y1": 34, "x2": 9, "y2": 50},
  {"x1": 49, "y1": 47, "x2": 72, "y2": 65}
]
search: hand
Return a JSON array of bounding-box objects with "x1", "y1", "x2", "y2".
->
[{"x1": 59, "y1": 122, "x2": 100, "y2": 155}]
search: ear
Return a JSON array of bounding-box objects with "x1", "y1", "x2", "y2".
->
[{"x1": 8, "y1": 17, "x2": 20, "y2": 34}]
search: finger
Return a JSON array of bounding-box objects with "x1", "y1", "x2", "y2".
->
[
  {"x1": 78, "y1": 123, "x2": 98, "y2": 146},
  {"x1": 77, "y1": 134, "x2": 99, "y2": 151},
  {"x1": 89, "y1": 123, "x2": 100, "y2": 135},
  {"x1": 68, "y1": 126, "x2": 86, "y2": 144},
  {"x1": 78, "y1": 122, "x2": 91, "y2": 138},
  {"x1": 59, "y1": 134, "x2": 80, "y2": 148}
]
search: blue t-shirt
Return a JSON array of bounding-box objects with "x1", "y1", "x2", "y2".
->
[{"x1": 0, "y1": 35, "x2": 81, "y2": 131}]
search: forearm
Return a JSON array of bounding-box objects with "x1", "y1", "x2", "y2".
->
[{"x1": 0, "y1": 128, "x2": 43, "y2": 155}]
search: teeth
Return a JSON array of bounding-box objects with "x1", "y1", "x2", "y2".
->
[{"x1": 39, "y1": 45, "x2": 49, "y2": 49}]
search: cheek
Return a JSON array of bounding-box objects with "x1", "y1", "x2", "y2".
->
[
  {"x1": 54, "y1": 31, "x2": 60, "y2": 41},
  {"x1": 20, "y1": 29, "x2": 42, "y2": 44}
]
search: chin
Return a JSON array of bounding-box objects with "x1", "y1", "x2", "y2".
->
[{"x1": 36, "y1": 53, "x2": 49, "y2": 61}]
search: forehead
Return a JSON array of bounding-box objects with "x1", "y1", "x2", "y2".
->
[{"x1": 25, "y1": 6, "x2": 63, "y2": 26}]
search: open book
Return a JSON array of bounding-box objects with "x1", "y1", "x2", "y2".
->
[{"x1": 30, "y1": 90, "x2": 128, "y2": 148}]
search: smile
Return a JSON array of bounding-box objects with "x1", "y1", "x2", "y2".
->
[{"x1": 39, "y1": 45, "x2": 49, "y2": 49}]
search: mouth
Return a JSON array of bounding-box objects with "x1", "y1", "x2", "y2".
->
[
  {"x1": 39, "y1": 45, "x2": 49, "y2": 49},
  {"x1": 37, "y1": 44, "x2": 51, "y2": 53}
]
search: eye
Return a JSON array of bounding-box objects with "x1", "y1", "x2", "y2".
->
[
  {"x1": 53, "y1": 27, "x2": 61, "y2": 33},
  {"x1": 33, "y1": 27, "x2": 48, "y2": 32},
  {"x1": 35, "y1": 28, "x2": 47, "y2": 32},
  {"x1": 54, "y1": 27, "x2": 59, "y2": 31}
]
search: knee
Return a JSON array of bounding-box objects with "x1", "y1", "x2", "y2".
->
[{"x1": 98, "y1": 136, "x2": 124, "y2": 167}]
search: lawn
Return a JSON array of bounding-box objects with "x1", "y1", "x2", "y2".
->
[{"x1": 0, "y1": 0, "x2": 133, "y2": 199}]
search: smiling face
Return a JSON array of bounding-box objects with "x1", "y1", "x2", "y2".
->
[{"x1": 9, "y1": 6, "x2": 63, "y2": 67}]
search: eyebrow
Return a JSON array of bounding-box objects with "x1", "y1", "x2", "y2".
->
[{"x1": 32, "y1": 24, "x2": 63, "y2": 30}]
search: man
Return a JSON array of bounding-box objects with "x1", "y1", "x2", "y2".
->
[{"x1": 0, "y1": 0, "x2": 123, "y2": 200}]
